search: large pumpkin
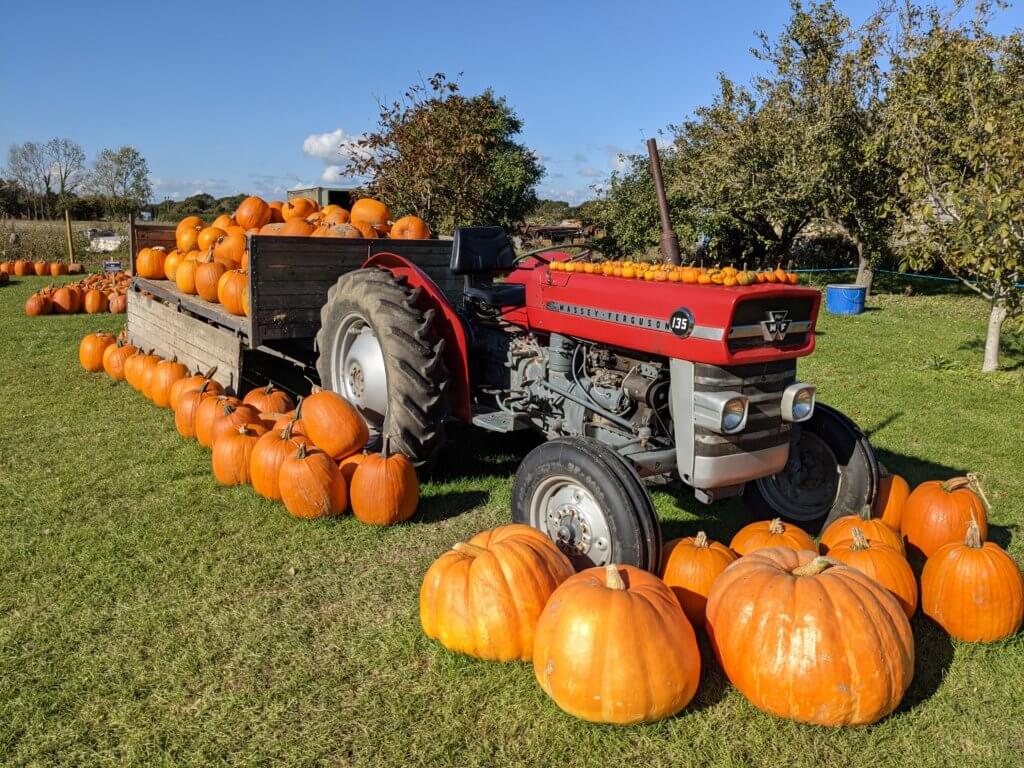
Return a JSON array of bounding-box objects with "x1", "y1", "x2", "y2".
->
[
  {"x1": 250, "y1": 420, "x2": 306, "y2": 501},
  {"x1": 420, "y1": 524, "x2": 574, "y2": 661},
  {"x1": 150, "y1": 358, "x2": 189, "y2": 409},
  {"x1": 139, "y1": 353, "x2": 165, "y2": 400},
  {"x1": 209, "y1": 403, "x2": 262, "y2": 447},
  {"x1": 921, "y1": 519, "x2": 1023, "y2": 642},
  {"x1": 235, "y1": 196, "x2": 272, "y2": 229},
  {"x1": 176, "y1": 220, "x2": 202, "y2": 253},
  {"x1": 216, "y1": 269, "x2": 248, "y2": 316},
  {"x1": 300, "y1": 390, "x2": 369, "y2": 459},
  {"x1": 322, "y1": 207, "x2": 350, "y2": 225},
  {"x1": 729, "y1": 518, "x2": 815, "y2": 556},
  {"x1": 660, "y1": 531, "x2": 738, "y2": 627},
  {"x1": 349, "y1": 438, "x2": 419, "y2": 525},
  {"x1": 214, "y1": 231, "x2": 246, "y2": 267},
  {"x1": 280, "y1": 197, "x2": 318, "y2": 221},
  {"x1": 136, "y1": 247, "x2": 166, "y2": 279},
  {"x1": 194, "y1": 395, "x2": 243, "y2": 447},
  {"x1": 51, "y1": 286, "x2": 82, "y2": 314},
  {"x1": 175, "y1": 259, "x2": 199, "y2": 295},
  {"x1": 175, "y1": 215, "x2": 204, "y2": 241},
  {"x1": 243, "y1": 383, "x2": 295, "y2": 414},
  {"x1": 174, "y1": 381, "x2": 219, "y2": 439},
  {"x1": 706, "y1": 548, "x2": 914, "y2": 726},
  {"x1": 390, "y1": 215, "x2": 431, "y2": 239},
  {"x1": 212, "y1": 424, "x2": 266, "y2": 485},
  {"x1": 902, "y1": 476, "x2": 988, "y2": 558},
  {"x1": 279, "y1": 218, "x2": 315, "y2": 237},
  {"x1": 83, "y1": 289, "x2": 108, "y2": 314},
  {"x1": 197, "y1": 226, "x2": 226, "y2": 252},
  {"x1": 79, "y1": 332, "x2": 116, "y2": 372},
  {"x1": 874, "y1": 474, "x2": 911, "y2": 530},
  {"x1": 827, "y1": 528, "x2": 918, "y2": 618},
  {"x1": 819, "y1": 507, "x2": 905, "y2": 555},
  {"x1": 169, "y1": 366, "x2": 224, "y2": 412},
  {"x1": 25, "y1": 294, "x2": 52, "y2": 316},
  {"x1": 103, "y1": 340, "x2": 138, "y2": 381},
  {"x1": 278, "y1": 443, "x2": 348, "y2": 519},
  {"x1": 533, "y1": 564, "x2": 701, "y2": 724},
  {"x1": 350, "y1": 198, "x2": 391, "y2": 233},
  {"x1": 195, "y1": 258, "x2": 227, "y2": 302}
]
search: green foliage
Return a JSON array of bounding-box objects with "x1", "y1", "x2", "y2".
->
[
  {"x1": 348, "y1": 73, "x2": 544, "y2": 235},
  {"x1": 154, "y1": 193, "x2": 247, "y2": 221},
  {"x1": 527, "y1": 199, "x2": 572, "y2": 225},
  {"x1": 88, "y1": 146, "x2": 152, "y2": 217}
]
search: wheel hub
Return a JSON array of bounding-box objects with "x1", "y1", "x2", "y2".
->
[
  {"x1": 756, "y1": 431, "x2": 841, "y2": 522},
  {"x1": 332, "y1": 314, "x2": 387, "y2": 428},
  {"x1": 530, "y1": 477, "x2": 611, "y2": 567}
]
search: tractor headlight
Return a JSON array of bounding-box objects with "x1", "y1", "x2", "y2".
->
[
  {"x1": 781, "y1": 383, "x2": 816, "y2": 422},
  {"x1": 693, "y1": 391, "x2": 749, "y2": 435}
]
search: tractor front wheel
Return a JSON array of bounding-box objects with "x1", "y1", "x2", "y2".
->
[
  {"x1": 743, "y1": 403, "x2": 880, "y2": 531},
  {"x1": 512, "y1": 437, "x2": 662, "y2": 572}
]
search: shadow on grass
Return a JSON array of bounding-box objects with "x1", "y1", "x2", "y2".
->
[
  {"x1": 896, "y1": 614, "x2": 955, "y2": 715},
  {"x1": 429, "y1": 424, "x2": 542, "y2": 483},
  {"x1": 956, "y1": 333, "x2": 1024, "y2": 371},
  {"x1": 415, "y1": 490, "x2": 491, "y2": 524}
]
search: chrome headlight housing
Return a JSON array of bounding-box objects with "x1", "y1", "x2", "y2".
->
[
  {"x1": 781, "y1": 383, "x2": 816, "y2": 422},
  {"x1": 693, "y1": 390, "x2": 749, "y2": 435}
]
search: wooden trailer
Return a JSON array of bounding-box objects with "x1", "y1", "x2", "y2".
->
[{"x1": 126, "y1": 218, "x2": 462, "y2": 394}]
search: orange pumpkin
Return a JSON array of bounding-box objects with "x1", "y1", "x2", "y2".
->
[
  {"x1": 300, "y1": 390, "x2": 369, "y2": 459},
  {"x1": 211, "y1": 214, "x2": 236, "y2": 231},
  {"x1": 194, "y1": 395, "x2": 243, "y2": 447},
  {"x1": 351, "y1": 220, "x2": 378, "y2": 238},
  {"x1": 660, "y1": 531, "x2": 739, "y2": 628},
  {"x1": 169, "y1": 367, "x2": 224, "y2": 411},
  {"x1": 102, "y1": 340, "x2": 138, "y2": 381},
  {"x1": 874, "y1": 473, "x2": 911, "y2": 530},
  {"x1": 828, "y1": 528, "x2": 918, "y2": 618},
  {"x1": 278, "y1": 218, "x2": 315, "y2": 237},
  {"x1": 921, "y1": 519, "x2": 1023, "y2": 642},
  {"x1": 338, "y1": 452, "x2": 365, "y2": 484},
  {"x1": 706, "y1": 548, "x2": 914, "y2": 726},
  {"x1": 32, "y1": 260, "x2": 47, "y2": 276},
  {"x1": 281, "y1": 197, "x2": 319, "y2": 221},
  {"x1": 175, "y1": 215, "x2": 204, "y2": 241},
  {"x1": 209, "y1": 403, "x2": 262, "y2": 447},
  {"x1": 729, "y1": 518, "x2": 815, "y2": 556},
  {"x1": 322, "y1": 207, "x2": 350, "y2": 225},
  {"x1": 175, "y1": 259, "x2": 199, "y2": 295},
  {"x1": 174, "y1": 381, "x2": 220, "y2": 439},
  {"x1": 217, "y1": 269, "x2": 248, "y2": 316},
  {"x1": 25, "y1": 294, "x2": 52, "y2": 316},
  {"x1": 420, "y1": 524, "x2": 574, "y2": 661},
  {"x1": 250, "y1": 420, "x2": 307, "y2": 501},
  {"x1": 164, "y1": 250, "x2": 183, "y2": 281},
  {"x1": 79, "y1": 332, "x2": 116, "y2": 372},
  {"x1": 258, "y1": 222, "x2": 287, "y2": 236},
  {"x1": 214, "y1": 230, "x2": 246, "y2": 267},
  {"x1": 311, "y1": 223, "x2": 362, "y2": 238},
  {"x1": 176, "y1": 224, "x2": 201, "y2": 254},
  {"x1": 819, "y1": 507, "x2": 905, "y2": 555},
  {"x1": 278, "y1": 443, "x2": 348, "y2": 519},
  {"x1": 83, "y1": 289, "x2": 109, "y2": 314},
  {"x1": 350, "y1": 198, "x2": 391, "y2": 233},
  {"x1": 212, "y1": 424, "x2": 266, "y2": 486},
  {"x1": 108, "y1": 293, "x2": 127, "y2": 314},
  {"x1": 242, "y1": 383, "x2": 295, "y2": 414},
  {"x1": 349, "y1": 438, "x2": 419, "y2": 525},
  {"x1": 901, "y1": 476, "x2": 989, "y2": 558},
  {"x1": 389, "y1": 215, "x2": 431, "y2": 239},
  {"x1": 235, "y1": 196, "x2": 272, "y2": 229},
  {"x1": 195, "y1": 258, "x2": 227, "y2": 302},
  {"x1": 52, "y1": 285, "x2": 82, "y2": 314},
  {"x1": 197, "y1": 226, "x2": 226, "y2": 251},
  {"x1": 49, "y1": 261, "x2": 69, "y2": 277},
  {"x1": 150, "y1": 357, "x2": 189, "y2": 409},
  {"x1": 267, "y1": 200, "x2": 285, "y2": 222},
  {"x1": 533, "y1": 564, "x2": 701, "y2": 724}
]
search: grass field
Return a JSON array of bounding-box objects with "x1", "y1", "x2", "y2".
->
[{"x1": 1, "y1": 273, "x2": 1022, "y2": 768}]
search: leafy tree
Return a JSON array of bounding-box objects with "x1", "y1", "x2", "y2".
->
[
  {"x1": 528, "y1": 199, "x2": 572, "y2": 225},
  {"x1": 88, "y1": 146, "x2": 152, "y2": 217},
  {"x1": 348, "y1": 74, "x2": 543, "y2": 234},
  {"x1": 884, "y1": 2, "x2": 1024, "y2": 371},
  {"x1": 45, "y1": 138, "x2": 86, "y2": 212},
  {"x1": 5, "y1": 142, "x2": 53, "y2": 218}
]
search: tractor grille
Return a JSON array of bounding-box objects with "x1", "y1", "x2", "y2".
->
[
  {"x1": 693, "y1": 360, "x2": 795, "y2": 458},
  {"x1": 727, "y1": 296, "x2": 814, "y2": 352}
]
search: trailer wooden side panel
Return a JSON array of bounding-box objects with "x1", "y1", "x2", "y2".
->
[
  {"x1": 128, "y1": 217, "x2": 176, "y2": 275},
  {"x1": 126, "y1": 291, "x2": 243, "y2": 392}
]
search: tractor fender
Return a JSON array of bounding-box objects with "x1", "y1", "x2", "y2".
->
[{"x1": 362, "y1": 252, "x2": 471, "y2": 423}]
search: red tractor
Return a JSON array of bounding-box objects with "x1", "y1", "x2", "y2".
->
[{"x1": 314, "y1": 143, "x2": 878, "y2": 572}]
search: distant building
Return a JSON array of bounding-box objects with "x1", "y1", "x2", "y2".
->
[{"x1": 287, "y1": 187, "x2": 357, "y2": 208}]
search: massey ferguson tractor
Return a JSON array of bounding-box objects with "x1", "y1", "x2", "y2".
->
[{"x1": 311, "y1": 140, "x2": 880, "y2": 572}]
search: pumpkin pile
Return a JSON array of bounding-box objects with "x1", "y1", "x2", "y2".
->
[
  {"x1": 549, "y1": 260, "x2": 800, "y2": 286},
  {"x1": 24, "y1": 272, "x2": 131, "y2": 316},
  {"x1": 418, "y1": 470, "x2": 1021, "y2": 728},
  {"x1": 138, "y1": 196, "x2": 432, "y2": 319},
  {"x1": 2, "y1": 259, "x2": 85, "y2": 280},
  {"x1": 77, "y1": 334, "x2": 421, "y2": 525}
]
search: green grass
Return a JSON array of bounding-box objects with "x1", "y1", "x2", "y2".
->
[{"x1": 1, "y1": 273, "x2": 1023, "y2": 768}]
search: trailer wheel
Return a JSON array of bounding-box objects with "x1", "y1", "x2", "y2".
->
[
  {"x1": 316, "y1": 268, "x2": 449, "y2": 469},
  {"x1": 743, "y1": 403, "x2": 880, "y2": 531},
  {"x1": 512, "y1": 437, "x2": 662, "y2": 572}
]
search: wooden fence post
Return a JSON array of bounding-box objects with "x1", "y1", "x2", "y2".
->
[{"x1": 64, "y1": 209, "x2": 75, "y2": 264}]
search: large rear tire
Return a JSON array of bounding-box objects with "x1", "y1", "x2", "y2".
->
[
  {"x1": 316, "y1": 268, "x2": 449, "y2": 469},
  {"x1": 743, "y1": 403, "x2": 879, "y2": 531},
  {"x1": 512, "y1": 437, "x2": 662, "y2": 572}
]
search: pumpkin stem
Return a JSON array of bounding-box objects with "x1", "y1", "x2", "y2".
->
[
  {"x1": 857, "y1": 504, "x2": 872, "y2": 521},
  {"x1": 203, "y1": 366, "x2": 218, "y2": 379},
  {"x1": 768, "y1": 518, "x2": 784, "y2": 535},
  {"x1": 452, "y1": 541, "x2": 488, "y2": 558},
  {"x1": 282, "y1": 420, "x2": 295, "y2": 440},
  {"x1": 694, "y1": 531, "x2": 710, "y2": 548},
  {"x1": 605, "y1": 564, "x2": 626, "y2": 590},
  {"x1": 792, "y1": 556, "x2": 840, "y2": 577},
  {"x1": 263, "y1": 382, "x2": 274, "y2": 394},
  {"x1": 940, "y1": 476, "x2": 973, "y2": 493},
  {"x1": 965, "y1": 472, "x2": 992, "y2": 512},
  {"x1": 222, "y1": 404, "x2": 235, "y2": 415},
  {"x1": 964, "y1": 519, "x2": 983, "y2": 549},
  {"x1": 237, "y1": 424, "x2": 251, "y2": 436},
  {"x1": 849, "y1": 527, "x2": 871, "y2": 551},
  {"x1": 381, "y1": 434, "x2": 391, "y2": 460},
  {"x1": 198, "y1": 380, "x2": 211, "y2": 395},
  {"x1": 295, "y1": 442, "x2": 307, "y2": 459}
]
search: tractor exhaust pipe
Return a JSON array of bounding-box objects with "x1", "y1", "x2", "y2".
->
[{"x1": 646, "y1": 138, "x2": 681, "y2": 266}]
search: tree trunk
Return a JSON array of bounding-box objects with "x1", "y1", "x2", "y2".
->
[
  {"x1": 982, "y1": 299, "x2": 1007, "y2": 373},
  {"x1": 854, "y1": 240, "x2": 874, "y2": 298}
]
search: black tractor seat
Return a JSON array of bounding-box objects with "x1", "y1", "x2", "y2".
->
[
  {"x1": 464, "y1": 282, "x2": 526, "y2": 308},
  {"x1": 450, "y1": 226, "x2": 526, "y2": 309}
]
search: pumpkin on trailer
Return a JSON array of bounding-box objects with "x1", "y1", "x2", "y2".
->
[
  {"x1": 922, "y1": 519, "x2": 1023, "y2": 642},
  {"x1": 235, "y1": 196, "x2": 272, "y2": 230},
  {"x1": 533, "y1": 564, "x2": 701, "y2": 725},
  {"x1": 875, "y1": 473, "x2": 911, "y2": 530},
  {"x1": 211, "y1": 213, "x2": 235, "y2": 231},
  {"x1": 390, "y1": 215, "x2": 431, "y2": 239},
  {"x1": 136, "y1": 248, "x2": 167, "y2": 279},
  {"x1": 828, "y1": 528, "x2": 918, "y2": 618},
  {"x1": 197, "y1": 226, "x2": 226, "y2": 251},
  {"x1": 194, "y1": 395, "x2": 243, "y2": 447},
  {"x1": 217, "y1": 269, "x2": 248, "y2": 316},
  {"x1": 212, "y1": 424, "x2": 266, "y2": 486},
  {"x1": 278, "y1": 443, "x2": 348, "y2": 519},
  {"x1": 280, "y1": 197, "x2": 318, "y2": 221},
  {"x1": 150, "y1": 358, "x2": 189, "y2": 409},
  {"x1": 660, "y1": 531, "x2": 739, "y2": 628},
  {"x1": 350, "y1": 198, "x2": 390, "y2": 234},
  {"x1": 420, "y1": 524, "x2": 574, "y2": 662},
  {"x1": 349, "y1": 437, "x2": 419, "y2": 525},
  {"x1": 169, "y1": 367, "x2": 224, "y2": 411},
  {"x1": 300, "y1": 389, "x2": 369, "y2": 460},
  {"x1": 706, "y1": 547, "x2": 913, "y2": 726},
  {"x1": 250, "y1": 420, "x2": 306, "y2": 501},
  {"x1": 214, "y1": 231, "x2": 246, "y2": 268},
  {"x1": 242, "y1": 383, "x2": 295, "y2": 414},
  {"x1": 322, "y1": 207, "x2": 350, "y2": 225},
  {"x1": 195, "y1": 258, "x2": 227, "y2": 302},
  {"x1": 311, "y1": 223, "x2": 362, "y2": 239},
  {"x1": 819, "y1": 506, "x2": 905, "y2": 555},
  {"x1": 902, "y1": 476, "x2": 989, "y2": 558},
  {"x1": 79, "y1": 332, "x2": 116, "y2": 372},
  {"x1": 729, "y1": 518, "x2": 815, "y2": 556},
  {"x1": 175, "y1": 259, "x2": 199, "y2": 295},
  {"x1": 103, "y1": 339, "x2": 137, "y2": 381}
]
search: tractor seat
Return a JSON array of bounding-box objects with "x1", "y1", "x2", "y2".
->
[
  {"x1": 464, "y1": 282, "x2": 526, "y2": 308},
  {"x1": 450, "y1": 227, "x2": 517, "y2": 275}
]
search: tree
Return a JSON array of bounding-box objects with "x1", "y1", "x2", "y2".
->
[
  {"x1": 884, "y1": 3, "x2": 1024, "y2": 371},
  {"x1": 347, "y1": 74, "x2": 543, "y2": 234},
  {"x1": 45, "y1": 138, "x2": 86, "y2": 212},
  {"x1": 5, "y1": 142, "x2": 53, "y2": 218},
  {"x1": 88, "y1": 146, "x2": 152, "y2": 216}
]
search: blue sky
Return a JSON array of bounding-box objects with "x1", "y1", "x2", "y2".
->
[{"x1": 2, "y1": 1, "x2": 1020, "y2": 205}]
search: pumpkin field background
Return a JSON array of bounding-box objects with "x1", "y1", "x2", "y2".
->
[{"x1": 1, "y1": 272, "x2": 1023, "y2": 767}]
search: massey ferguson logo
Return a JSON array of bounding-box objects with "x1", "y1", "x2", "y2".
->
[{"x1": 761, "y1": 310, "x2": 792, "y2": 341}]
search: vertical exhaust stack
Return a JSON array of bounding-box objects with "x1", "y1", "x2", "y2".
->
[{"x1": 646, "y1": 138, "x2": 681, "y2": 266}]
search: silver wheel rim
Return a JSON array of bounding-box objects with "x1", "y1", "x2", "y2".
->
[
  {"x1": 331, "y1": 312, "x2": 387, "y2": 431},
  {"x1": 755, "y1": 431, "x2": 841, "y2": 522},
  {"x1": 529, "y1": 475, "x2": 612, "y2": 568}
]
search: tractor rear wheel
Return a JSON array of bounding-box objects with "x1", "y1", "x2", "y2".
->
[
  {"x1": 316, "y1": 267, "x2": 449, "y2": 470},
  {"x1": 512, "y1": 437, "x2": 662, "y2": 573},
  {"x1": 743, "y1": 403, "x2": 879, "y2": 531}
]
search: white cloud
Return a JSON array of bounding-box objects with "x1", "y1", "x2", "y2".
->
[
  {"x1": 152, "y1": 176, "x2": 233, "y2": 200},
  {"x1": 320, "y1": 165, "x2": 343, "y2": 183},
  {"x1": 303, "y1": 128, "x2": 367, "y2": 163}
]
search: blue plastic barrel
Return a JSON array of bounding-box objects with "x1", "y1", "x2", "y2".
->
[{"x1": 825, "y1": 284, "x2": 867, "y2": 315}]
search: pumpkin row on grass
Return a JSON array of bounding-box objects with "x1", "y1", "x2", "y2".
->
[
  {"x1": 2, "y1": 259, "x2": 85, "y2": 278},
  {"x1": 26, "y1": 272, "x2": 131, "y2": 316}
]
